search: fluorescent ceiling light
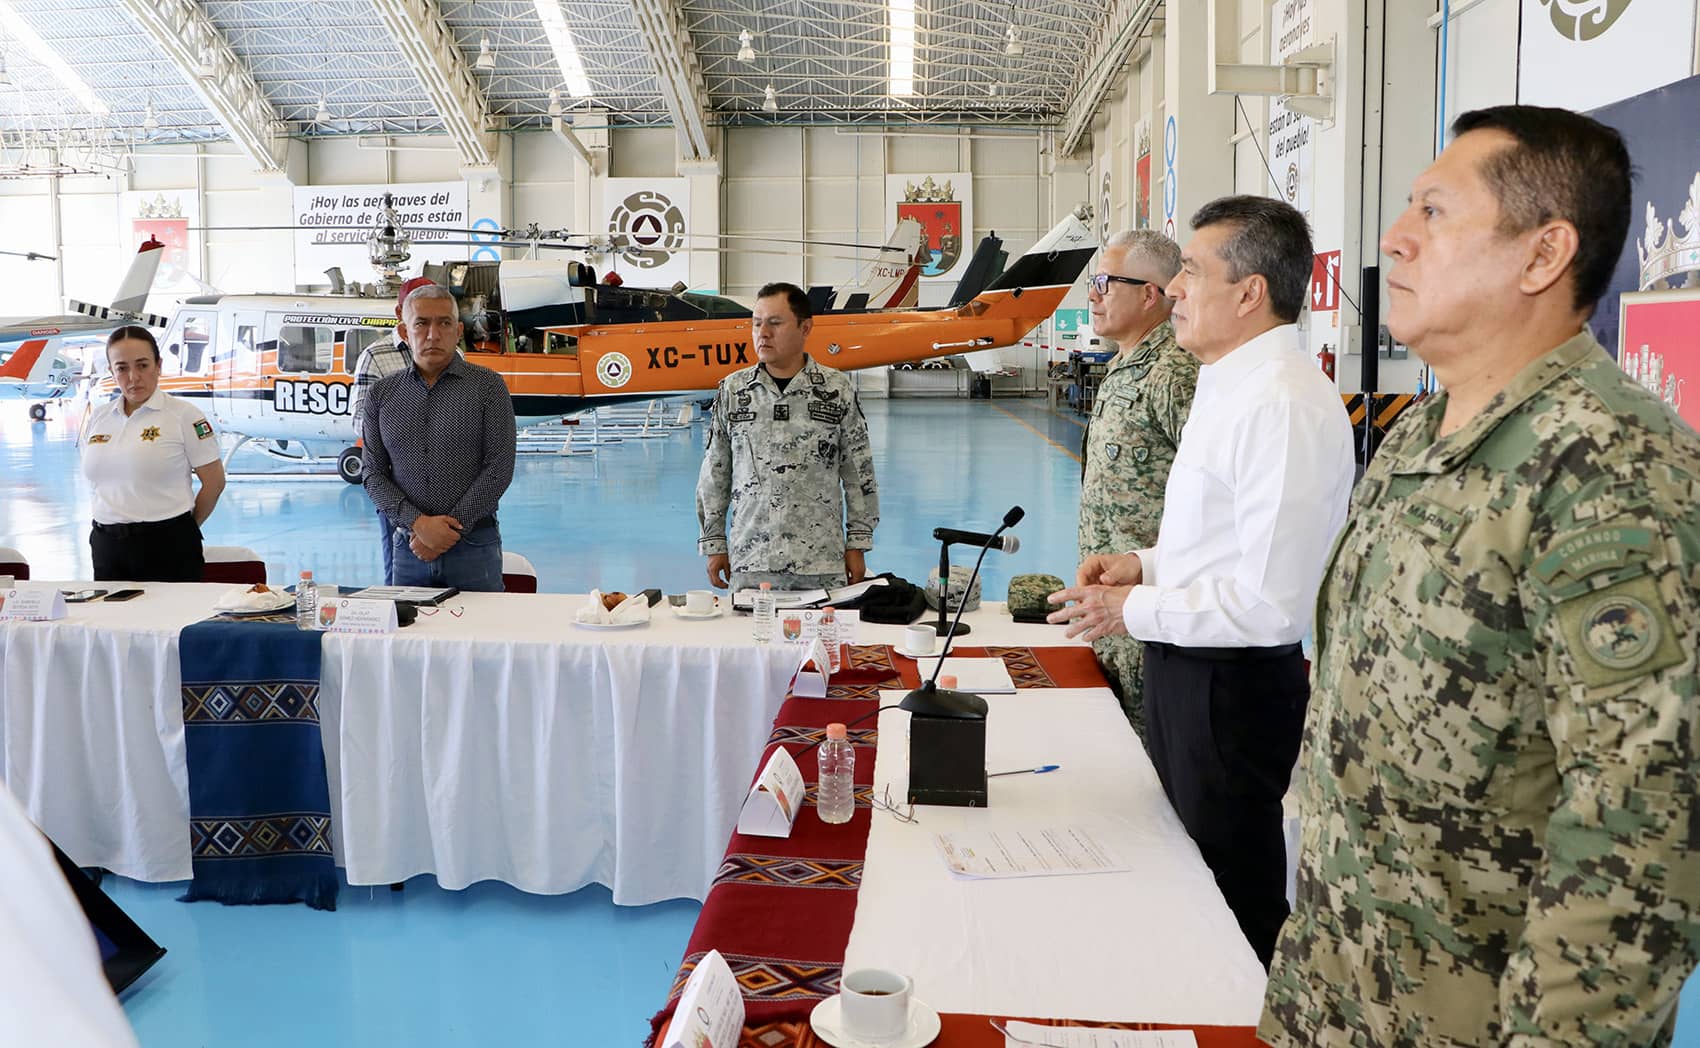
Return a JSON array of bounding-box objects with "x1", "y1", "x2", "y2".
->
[
  {"x1": 736, "y1": 29, "x2": 755, "y2": 63},
  {"x1": 474, "y1": 35, "x2": 496, "y2": 71},
  {"x1": 0, "y1": 2, "x2": 108, "y2": 115},
  {"x1": 762, "y1": 83, "x2": 777, "y2": 112},
  {"x1": 533, "y1": 0, "x2": 593, "y2": 98},
  {"x1": 888, "y1": 0, "x2": 915, "y2": 96}
]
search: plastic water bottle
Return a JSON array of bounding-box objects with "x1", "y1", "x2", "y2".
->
[
  {"x1": 295, "y1": 571, "x2": 317, "y2": 631},
  {"x1": 820, "y1": 606, "x2": 841, "y2": 673},
  {"x1": 817, "y1": 723, "x2": 855, "y2": 825},
  {"x1": 752, "y1": 581, "x2": 776, "y2": 643}
]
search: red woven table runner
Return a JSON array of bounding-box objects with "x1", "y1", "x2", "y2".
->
[{"x1": 648, "y1": 644, "x2": 1264, "y2": 1047}]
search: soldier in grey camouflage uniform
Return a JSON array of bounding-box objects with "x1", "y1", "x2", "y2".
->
[
  {"x1": 1077, "y1": 230, "x2": 1196, "y2": 733},
  {"x1": 1263, "y1": 107, "x2": 1700, "y2": 1045},
  {"x1": 697, "y1": 282, "x2": 879, "y2": 594}
]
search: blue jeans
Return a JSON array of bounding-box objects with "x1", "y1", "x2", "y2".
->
[
  {"x1": 377, "y1": 510, "x2": 394, "y2": 584},
  {"x1": 391, "y1": 520, "x2": 504, "y2": 592}
]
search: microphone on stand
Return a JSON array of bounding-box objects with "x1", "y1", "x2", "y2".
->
[
  {"x1": 899, "y1": 507, "x2": 1023, "y2": 809},
  {"x1": 925, "y1": 506, "x2": 1025, "y2": 641}
]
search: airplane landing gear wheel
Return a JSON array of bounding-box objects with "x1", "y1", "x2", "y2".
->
[
  {"x1": 28, "y1": 403, "x2": 46, "y2": 421},
  {"x1": 337, "y1": 446, "x2": 364, "y2": 484}
]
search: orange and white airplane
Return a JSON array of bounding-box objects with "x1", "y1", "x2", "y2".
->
[
  {"x1": 1, "y1": 239, "x2": 170, "y2": 419},
  {"x1": 115, "y1": 207, "x2": 1093, "y2": 482}
]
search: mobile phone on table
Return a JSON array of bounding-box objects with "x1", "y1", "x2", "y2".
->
[
  {"x1": 63, "y1": 589, "x2": 108, "y2": 603},
  {"x1": 104, "y1": 589, "x2": 145, "y2": 602}
]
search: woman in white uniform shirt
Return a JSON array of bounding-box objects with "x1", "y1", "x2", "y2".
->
[{"x1": 81, "y1": 326, "x2": 225, "y2": 582}]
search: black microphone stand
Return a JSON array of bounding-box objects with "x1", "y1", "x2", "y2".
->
[
  {"x1": 904, "y1": 506, "x2": 1025, "y2": 720},
  {"x1": 932, "y1": 536, "x2": 969, "y2": 639}
]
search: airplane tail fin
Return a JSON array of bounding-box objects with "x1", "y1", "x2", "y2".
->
[
  {"x1": 836, "y1": 217, "x2": 926, "y2": 309},
  {"x1": 0, "y1": 338, "x2": 51, "y2": 381},
  {"x1": 109, "y1": 237, "x2": 166, "y2": 315},
  {"x1": 982, "y1": 206, "x2": 1096, "y2": 294}
]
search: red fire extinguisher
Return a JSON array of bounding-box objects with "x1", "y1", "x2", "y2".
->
[{"x1": 1318, "y1": 343, "x2": 1336, "y2": 381}]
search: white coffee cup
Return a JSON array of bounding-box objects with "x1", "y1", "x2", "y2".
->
[
  {"x1": 840, "y1": 968, "x2": 912, "y2": 1040},
  {"x1": 903, "y1": 623, "x2": 936, "y2": 655},
  {"x1": 685, "y1": 589, "x2": 714, "y2": 614}
]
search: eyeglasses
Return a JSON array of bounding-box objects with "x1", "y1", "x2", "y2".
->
[
  {"x1": 418, "y1": 605, "x2": 465, "y2": 618},
  {"x1": 870, "y1": 783, "x2": 917, "y2": 824},
  {"x1": 1088, "y1": 273, "x2": 1153, "y2": 296}
]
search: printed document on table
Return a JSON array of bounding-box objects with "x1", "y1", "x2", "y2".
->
[
  {"x1": 933, "y1": 825, "x2": 1130, "y2": 879},
  {"x1": 1001, "y1": 1021, "x2": 1198, "y2": 1047}
]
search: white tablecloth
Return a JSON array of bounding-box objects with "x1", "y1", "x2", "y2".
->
[
  {"x1": 0, "y1": 585, "x2": 799, "y2": 901},
  {"x1": 0, "y1": 586, "x2": 1080, "y2": 902},
  {"x1": 843, "y1": 688, "x2": 1267, "y2": 1025}
]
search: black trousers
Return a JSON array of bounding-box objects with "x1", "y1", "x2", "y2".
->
[
  {"x1": 91, "y1": 512, "x2": 204, "y2": 583},
  {"x1": 1143, "y1": 640, "x2": 1308, "y2": 969}
]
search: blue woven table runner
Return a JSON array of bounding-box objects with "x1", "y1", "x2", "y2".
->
[{"x1": 177, "y1": 616, "x2": 338, "y2": 910}]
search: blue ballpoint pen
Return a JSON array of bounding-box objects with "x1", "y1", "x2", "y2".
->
[{"x1": 987, "y1": 764, "x2": 1060, "y2": 777}]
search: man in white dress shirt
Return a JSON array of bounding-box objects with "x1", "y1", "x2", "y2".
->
[{"x1": 1048, "y1": 195, "x2": 1353, "y2": 967}]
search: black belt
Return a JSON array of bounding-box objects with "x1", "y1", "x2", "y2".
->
[
  {"x1": 92, "y1": 511, "x2": 196, "y2": 538},
  {"x1": 1146, "y1": 641, "x2": 1302, "y2": 662}
]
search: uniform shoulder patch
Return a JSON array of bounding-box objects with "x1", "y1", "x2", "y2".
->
[
  {"x1": 193, "y1": 419, "x2": 214, "y2": 439},
  {"x1": 1554, "y1": 574, "x2": 1684, "y2": 688},
  {"x1": 87, "y1": 433, "x2": 111, "y2": 445}
]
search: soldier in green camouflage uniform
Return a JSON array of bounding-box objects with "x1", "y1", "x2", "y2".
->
[
  {"x1": 697, "y1": 283, "x2": 879, "y2": 594},
  {"x1": 1263, "y1": 107, "x2": 1700, "y2": 1045},
  {"x1": 1077, "y1": 230, "x2": 1196, "y2": 732}
]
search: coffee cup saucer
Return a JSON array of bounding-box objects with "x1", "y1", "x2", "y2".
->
[
  {"x1": 892, "y1": 644, "x2": 939, "y2": 660},
  {"x1": 808, "y1": 994, "x2": 941, "y2": 1048},
  {"x1": 671, "y1": 605, "x2": 722, "y2": 619}
]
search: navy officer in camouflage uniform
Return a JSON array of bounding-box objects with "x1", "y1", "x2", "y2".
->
[
  {"x1": 1078, "y1": 230, "x2": 1197, "y2": 734},
  {"x1": 696, "y1": 281, "x2": 879, "y2": 594},
  {"x1": 1262, "y1": 105, "x2": 1700, "y2": 1045}
]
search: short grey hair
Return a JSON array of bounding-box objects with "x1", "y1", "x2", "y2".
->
[
  {"x1": 1102, "y1": 229, "x2": 1182, "y2": 286},
  {"x1": 402, "y1": 283, "x2": 455, "y2": 318}
]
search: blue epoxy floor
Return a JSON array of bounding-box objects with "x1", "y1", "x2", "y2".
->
[
  {"x1": 7, "y1": 396, "x2": 1700, "y2": 1047},
  {"x1": 2, "y1": 397, "x2": 1089, "y2": 595}
]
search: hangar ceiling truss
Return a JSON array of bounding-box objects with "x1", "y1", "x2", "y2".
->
[{"x1": 0, "y1": 0, "x2": 1155, "y2": 148}]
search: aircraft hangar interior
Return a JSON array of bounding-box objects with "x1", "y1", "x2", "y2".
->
[{"x1": 2, "y1": 1, "x2": 1699, "y2": 1046}]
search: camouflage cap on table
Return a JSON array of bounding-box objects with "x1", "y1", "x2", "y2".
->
[{"x1": 1007, "y1": 573, "x2": 1067, "y2": 622}]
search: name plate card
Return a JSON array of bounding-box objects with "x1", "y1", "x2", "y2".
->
[
  {"x1": 662, "y1": 949, "x2": 744, "y2": 1048},
  {"x1": 317, "y1": 597, "x2": 398, "y2": 634},
  {"x1": 0, "y1": 587, "x2": 67, "y2": 622},
  {"x1": 790, "y1": 637, "x2": 833, "y2": 699},
  {"x1": 736, "y1": 746, "x2": 805, "y2": 838}
]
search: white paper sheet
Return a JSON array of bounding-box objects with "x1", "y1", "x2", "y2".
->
[
  {"x1": 1003, "y1": 1021, "x2": 1198, "y2": 1047},
  {"x1": 934, "y1": 825, "x2": 1130, "y2": 879}
]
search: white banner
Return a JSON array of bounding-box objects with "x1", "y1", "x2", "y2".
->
[
  {"x1": 1518, "y1": 0, "x2": 1697, "y2": 112},
  {"x1": 886, "y1": 172, "x2": 974, "y2": 283},
  {"x1": 601, "y1": 178, "x2": 692, "y2": 288},
  {"x1": 292, "y1": 181, "x2": 471, "y2": 287},
  {"x1": 1268, "y1": 0, "x2": 1314, "y2": 219}
]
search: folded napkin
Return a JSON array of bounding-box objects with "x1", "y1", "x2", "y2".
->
[
  {"x1": 212, "y1": 586, "x2": 295, "y2": 614},
  {"x1": 576, "y1": 590, "x2": 651, "y2": 625}
]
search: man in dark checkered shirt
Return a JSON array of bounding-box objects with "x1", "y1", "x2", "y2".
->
[
  {"x1": 352, "y1": 275, "x2": 434, "y2": 584},
  {"x1": 362, "y1": 283, "x2": 516, "y2": 591}
]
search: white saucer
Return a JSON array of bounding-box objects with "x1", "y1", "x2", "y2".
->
[
  {"x1": 892, "y1": 645, "x2": 940, "y2": 660},
  {"x1": 671, "y1": 605, "x2": 722, "y2": 620},
  {"x1": 572, "y1": 618, "x2": 648, "y2": 630},
  {"x1": 808, "y1": 995, "x2": 941, "y2": 1048}
]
